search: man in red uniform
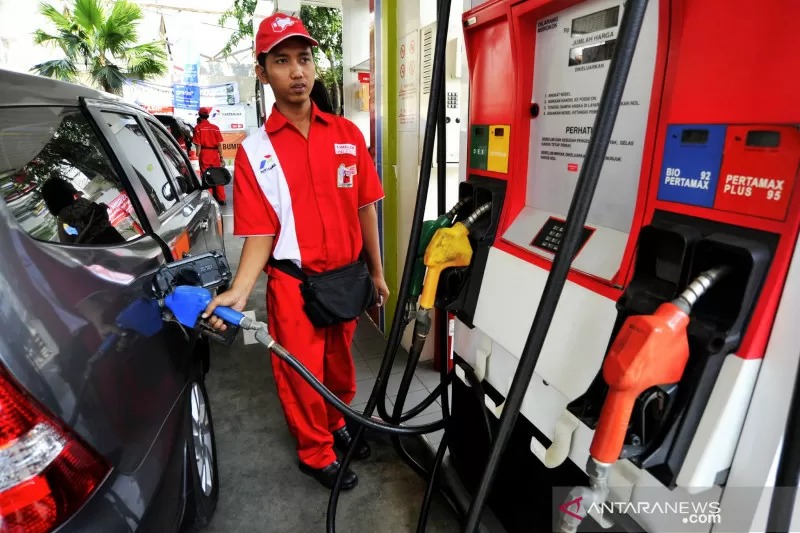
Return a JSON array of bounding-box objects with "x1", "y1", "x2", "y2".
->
[
  {"x1": 193, "y1": 107, "x2": 227, "y2": 205},
  {"x1": 202, "y1": 13, "x2": 389, "y2": 490}
]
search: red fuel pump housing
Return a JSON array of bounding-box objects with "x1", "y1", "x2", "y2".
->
[{"x1": 461, "y1": 0, "x2": 800, "y2": 360}]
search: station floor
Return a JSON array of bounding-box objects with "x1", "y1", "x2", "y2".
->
[{"x1": 202, "y1": 188, "x2": 461, "y2": 533}]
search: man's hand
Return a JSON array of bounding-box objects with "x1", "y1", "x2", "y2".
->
[
  {"x1": 202, "y1": 285, "x2": 249, "y2": 332},
  {"x1": 372, "y1": 274, "x2": 390, "y2": 307},
  {"x1": 202, "y1": 235, "x2": 273, "y2": 330}
]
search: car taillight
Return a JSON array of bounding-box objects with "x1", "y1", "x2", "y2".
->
[{"x1": 0, "y1": 366, "x2": 110, "y2": 533}]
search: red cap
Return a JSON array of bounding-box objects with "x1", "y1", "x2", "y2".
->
[
  {"x1": 198, "y1": 107, "x2": 211, "y2": 115},
  {"x1": 255, "y1": 13, "x2": 318, "y2": 55}
]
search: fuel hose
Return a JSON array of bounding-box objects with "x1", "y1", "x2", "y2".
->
[{"x1": 325, "y1": 0, "x2": 457, "y2": 530}]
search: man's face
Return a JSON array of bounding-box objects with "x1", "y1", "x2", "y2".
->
[{"x1": 256, "y1": 38, "x2": 315, "y2": 105}]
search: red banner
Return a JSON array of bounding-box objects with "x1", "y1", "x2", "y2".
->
[{"x1": 143, "y1": 105, "x2": 174, "y2": 115}]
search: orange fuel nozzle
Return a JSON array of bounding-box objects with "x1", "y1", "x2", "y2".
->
[{"x1": 589, "y1": 267, "x2": 728, "y2": 465}]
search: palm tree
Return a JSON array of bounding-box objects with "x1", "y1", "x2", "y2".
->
[{"x1": 31, "y1": 0, "x2": 168, "y2": 95}]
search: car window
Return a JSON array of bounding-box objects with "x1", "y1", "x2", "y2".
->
[
  {"x1": 100, "y1": 112, "x2": 179, "y2": 215},
  {"x1": 0, "y1": 107, "x2": 145, "y2": 245},
  {"x1": 145, "y1": 119, "x2": 198, "y2": 191}
]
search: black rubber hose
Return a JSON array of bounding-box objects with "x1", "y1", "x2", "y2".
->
[
  {"x1": 417, "y1": 431, "x2": 451, "y2": 533},
  {"x1": 391, "y1": 0, "x2": 456, "y2": 494},
  {"x1": 398, "y1": 372, "x2": 454, "y2": 422},
  {"x1": 390, "y1": 337, "x2": 434, "y2": 478},
  {"x1": 270, "y1": 342, "x2": 446, "y2": 435},
  {"x1": 462, "y1": 1, "x2": 650, "y2": 530},
  {"x1": 435, "y1": 0, "x2": 450, "y2": 422},
  {"x1": 765, "y1": 353, "x2": 800, "y2": 532},
  {"x1": 326, "y1": 0, "x2": 453, "y2": 527},
  {"x1": 438, "y1": 318, "x2": 450, "y2": 417}
]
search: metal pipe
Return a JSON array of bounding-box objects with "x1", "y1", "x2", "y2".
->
[
  {"x1": 436, "y1": 0, "x2": 451, "y2": 420},
  {"x1": 462, "y1": 1, "x2": 650, "y2": 530},
  {"x1": 673, "y1": 266, "x2": 729, "y2": 313},
  {"x1": 766, "y1": 350, "x2": 800, "y2": 532},
  {"x1": 462, "y1": 202, "x2": 491, "y2": 230}
]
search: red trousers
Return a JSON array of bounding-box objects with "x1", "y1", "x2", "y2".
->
[
  {"x1": 200, "y1": 154, "x2": 226, "y2": 202},
  {"x1": 266, "y1": 268, "x2": 357, "y2": 469}
]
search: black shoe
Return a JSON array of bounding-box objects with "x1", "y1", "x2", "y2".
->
[
  {"x1": 298, "y1": 460, "x2": 358, "y2": 490},
  {"x1": 333, "y1": 426, "x2": 371, "y2": 460}
]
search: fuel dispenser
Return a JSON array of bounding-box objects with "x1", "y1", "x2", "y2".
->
[{"x1": 444, "y1": 0, "x2": 800, "y2": 531}]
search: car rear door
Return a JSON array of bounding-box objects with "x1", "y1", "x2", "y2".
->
[
  {"x1": 83, "y1": 101, "x2": 224, "y2": 261},
  {"x1": 141, "y1": 113, "x2": 226, "y2": 255}
]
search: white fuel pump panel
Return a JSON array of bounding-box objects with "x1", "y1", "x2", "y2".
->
[{"x1": 503, "y1": 0, "x2": 659, "y2": 283}]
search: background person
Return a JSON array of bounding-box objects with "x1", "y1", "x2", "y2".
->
[{"x1": 193, "y1": 107, "x2": 227, "y2": 205}]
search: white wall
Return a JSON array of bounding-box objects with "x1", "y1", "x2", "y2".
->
[
  {"x1": 341, "y1": 0, "x2": 371, "y2": 142},
  {"x1": 394, "y1": 0, "x2": 469, "y2": 359}
]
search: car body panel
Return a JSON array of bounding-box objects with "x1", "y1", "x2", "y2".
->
[
  {"x1": 0, "y1": 199, "x2": 190, "y2": 474},
  {"x1": 54, "y1": 386, "x2": 191, "y2": 533}
]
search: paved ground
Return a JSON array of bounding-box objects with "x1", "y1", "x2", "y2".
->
[{"x1": 202, "y1": 192, "x2": 462, "y2": 533}]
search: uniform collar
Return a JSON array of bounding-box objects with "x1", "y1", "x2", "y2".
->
[{"x1": 265, "y1": 101, "x2": 329, "y2": 134}]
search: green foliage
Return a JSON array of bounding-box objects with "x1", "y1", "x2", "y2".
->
[
  {"x1": 31, "y1": 0, "x2": 168, "y2": 95},
  {"x1": 218, "y1": 5, "x2": 344, "y2": 114},
  {"x1": 217, "y1": 0, "x2": 258, "y2": 59},
  {"x1": 300, "y1": 6, "x2": 343, "y2": 114}
]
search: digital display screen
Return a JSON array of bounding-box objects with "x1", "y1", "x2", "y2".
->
[
  {"x1": 681, "y1": 129, "x2": 710, "y2": 145},
  {"x1": 746, "y1": 130, "x2": 781, "y2": 148},
  {"x1": 569, "y1": 39, "x2": 617, "y2": 66},
  {"x1": 571, "y1": 6, "x2": 620, "y2": 36}
]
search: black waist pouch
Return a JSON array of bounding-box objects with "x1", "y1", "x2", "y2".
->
[{"x1": 269, "y1": 256, "x2": 376, "y2": 328}]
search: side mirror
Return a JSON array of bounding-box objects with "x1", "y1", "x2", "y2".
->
[
  {"x1": 202, "y1": 167, "x2": 232, "y2": 188},
  {"x1": 162, "y1": 182, "x2": 177, "y2": 201},
  {"x1": 162, "y1": 177, "x2": 190, "y2": 201}
]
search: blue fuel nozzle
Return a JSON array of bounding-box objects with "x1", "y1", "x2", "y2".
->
[{"x1": 163, "y1": 285, "x2": 246, "y2": 328}]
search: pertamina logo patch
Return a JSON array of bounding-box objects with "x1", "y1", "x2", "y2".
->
[
  {"x1": 271, "y1": 17, "x2": 296, "y2": 32},
  {"x1": 335, "y1": 143, "x2": 357, "y2": 156},
  {"x1": 337, "y1": 164, "x2": 357, "y2": 188},
  {"x1": 260, "y1": 154, "x2": 276, "y2": 173}
]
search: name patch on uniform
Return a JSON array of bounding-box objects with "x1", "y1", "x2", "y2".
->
[
  {"x1": 337, "y1": 164, "x2": 357, "y2": 188},
  {"x1": 335, "y1": 143, "x2": 357, "y2": 156}
]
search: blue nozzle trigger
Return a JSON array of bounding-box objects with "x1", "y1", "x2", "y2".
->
[{"x1": 213, "y1": 305, "x2": 246, "y2": 326}]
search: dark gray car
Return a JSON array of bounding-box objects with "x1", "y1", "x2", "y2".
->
[{"x1": 0, "y1": 70, "x2": 230, "y2": 532}]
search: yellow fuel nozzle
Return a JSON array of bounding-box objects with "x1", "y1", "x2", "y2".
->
[{"x1": 418, "y1": 221, "x2": 474, "y2": 309}]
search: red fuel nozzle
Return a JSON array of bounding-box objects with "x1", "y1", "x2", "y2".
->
[{"x1": 589, "y1": 267, "x2": 727, "y2": 465}]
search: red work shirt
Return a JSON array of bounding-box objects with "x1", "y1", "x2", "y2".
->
[
  {"x1": 194, "y1": 119, "x2": 223, "y2": 166},
  {"x1": 233, "y1": 103, "x2": 384, "y2": 274}
]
